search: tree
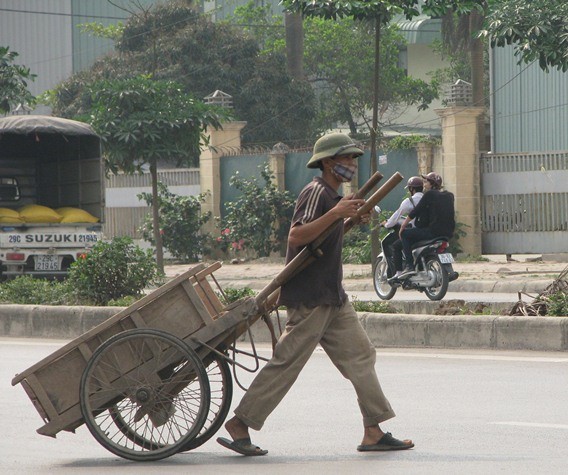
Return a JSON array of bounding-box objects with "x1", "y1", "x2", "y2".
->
[
  {"x1": 422, "y1": 1, "x2": 487, "y2": 149},
  {"x1": 233, "y1": 3, "x2": 437, "y2": 137},
  {"x1": 424, "y1": 0, "x2": 568, "y2": 92},
  {"x1": 87, "y1": 75, "x2": 228, "y2": 271},
  {"x1": 424, "y1": 0, "x2": 568, "y2": 149},
  {"x1": 301, "y1": 17, "x2": 437, "y2": 135},
  {"x1": 49, "y1": 2, "x2": 316, "y2": 146},
  {"x1": 281, "y1": 1, "x2": 425, "y2": 165},
  {"x1": 285, "y1": 12, "x2": 305, "y2": 79},
  {"x1": 481, "y1": 0, "x2": 568, "y2": 72},
  {"x1": 0, "y1": 46, "x2": 36, "y2": 114}
]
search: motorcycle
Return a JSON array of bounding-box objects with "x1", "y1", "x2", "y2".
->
[{"x1": 373, "y1": 224, "x2": 459, "y2": 301}]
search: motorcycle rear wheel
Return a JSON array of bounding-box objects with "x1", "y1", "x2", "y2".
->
[
  {"x1": 373, "y1": 258, "x2": 397, "y2": 300},
  {"x1": 424, "y1": 257, "x2": 449, "y2": 301}
]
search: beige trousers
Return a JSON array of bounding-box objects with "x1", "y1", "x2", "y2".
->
[{"x1": 234, "y1": 300, "x2": 395, "y2": 430}]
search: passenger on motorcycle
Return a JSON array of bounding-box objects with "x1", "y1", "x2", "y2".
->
[
  {"x1": 380, "y1": 176, "x2": 423, "y2": 280},
  {"x1": 398, "y1": 172, "x2": 455, "y2": 277}
]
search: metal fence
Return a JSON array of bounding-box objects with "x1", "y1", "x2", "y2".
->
[
  {"x1": 104, "y1": 169, "x2": 200, "y2": 239},
  {"x1": 480, "y1": 151, "x2": 568, "y2": 253}
]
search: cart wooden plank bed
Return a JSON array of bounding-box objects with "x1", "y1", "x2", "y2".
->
[{"x1": 12, "y1": 172, "x2": 403, "y2": 462}]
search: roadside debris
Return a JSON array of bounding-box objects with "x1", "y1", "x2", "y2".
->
[{"x1": 509, "y1": 264, "x2": 568, "y2": 316}]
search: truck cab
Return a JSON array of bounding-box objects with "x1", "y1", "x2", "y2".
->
[{"x1": 0, "y1": 115, "x2": 104, "y2": 279}]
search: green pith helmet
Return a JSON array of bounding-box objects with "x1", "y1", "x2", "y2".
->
[{"x1": 306, "y1": 132, "x2": 364, "y2": 169}]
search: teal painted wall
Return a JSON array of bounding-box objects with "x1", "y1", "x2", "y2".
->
[
  {"x1": 357, "y1": 149, "x2": 419, "y2": 212},
  {"x1": 220, "y1": 154, "x2": 269, "y2": 215},
  {"x1": 219, "y1": 149, "x2": 418, "y2": 218}
]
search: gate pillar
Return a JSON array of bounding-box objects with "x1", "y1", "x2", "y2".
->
[
  {"x1": 436, "y1": 107, "x2": 485, "y2": 256},
  {"x1": 416, "y1": 141, "x2": 434, "y2": 175},
  {"x1": 200, "y1": 121, "x2": 247, "y2": 236},
  {"x1": 269, "y1": 142, "x2": 289, "y2": 191}
]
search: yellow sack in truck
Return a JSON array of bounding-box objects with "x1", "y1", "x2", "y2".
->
[
  {"x1": 0, "y1": 207, "x2": 24, "y2": 224},
  {"x1": 56, "y1": 207, "x2": 99, "y2": 223},
  {"x1": 18, "y1": 204, "x2": 63, "y2": 223}
]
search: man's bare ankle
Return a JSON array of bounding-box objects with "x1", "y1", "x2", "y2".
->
[{"x1": 225, "y1": 416, "x2": 249, "y2": 440}]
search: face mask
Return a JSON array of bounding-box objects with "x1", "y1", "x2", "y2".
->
[{"x1": 332, "y1": 163, "x2": 357, "y2": 182}]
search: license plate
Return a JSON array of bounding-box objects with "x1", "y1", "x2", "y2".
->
[
  {"x1": 35, "y1": 255, "x2": 60, "y2": 271},
  {"x1": 439, "y1": 253, "x2": 455, "y2": 264}
]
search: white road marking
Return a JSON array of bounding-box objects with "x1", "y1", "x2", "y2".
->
[{"x1": 491, "y1": 422, "x2": 568, "y2": 430}]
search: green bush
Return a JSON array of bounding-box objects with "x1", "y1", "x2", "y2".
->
[
  {"x1": 342, "y1": 226, "x2": 372, "y2": 264},
  {"x1": 0, "y1": 276, "x2": 73, "y2": 305},
  {"x1": 342, "y1": 207, "x2": 397, "y2": 264},
  {"x1": 107, "y1": 295, "x2": 139, "y2": 307},
  {"x1": 217, "y1": 286, "x2": 256, "y2": 305},
  {"x1": 350, "y1": 297, "x2": 397, "y2": 313},
  {"x1": 67, "y1": 236, "x2": 159, "y2": 305},
  {"x1": 546, "y1": 291, "x2": 568, "y2": 316},
  {"x1": 385, "y1": 134, "x2": 440, "y2": 152},
  {"x1": 139, "y1": 182, "x2": 211, "y2": 262},
  {"x1": 449, "y1": 221, "x2": 469, "y2": 255},
  {"x1": 219, "y1": 165, "x2": 295, "y2": 258}
]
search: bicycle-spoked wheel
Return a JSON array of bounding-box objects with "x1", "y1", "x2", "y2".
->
[
  {"x1": 107, "y1": 351, "x2": 232, "y2": 453},
  {"x1": 179, "y1": 353, "x2": 233, "y2": 451},
  {"x1": 80, "y1": 329, "x2": 210, "y2": 461}
]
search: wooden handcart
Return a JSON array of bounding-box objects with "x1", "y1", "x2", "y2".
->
[{"x1": 12, "y1": 172, "x2": 403, "y2": 461}]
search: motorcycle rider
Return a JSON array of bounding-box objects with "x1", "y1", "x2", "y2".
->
[
  {"x1": 398, "y1": 172, "x2": 455, "y2": 277},
  {"x1": 380, "y1": 176, "x2": 424, "y2": 280}
]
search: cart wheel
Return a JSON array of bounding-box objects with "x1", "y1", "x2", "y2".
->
[
  {"x1": 80, "y1": 329, "x2": 210, "y2": 461},
  {"x1": 109, "y1": 352, "x2": 233, "y2": 453},
  {"x1": 179, "y1": 352, "x2": 233, "y2": 451}
]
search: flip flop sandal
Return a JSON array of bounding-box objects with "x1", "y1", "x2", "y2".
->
[
  {"x1": 357, "y1": 432, "x2": 414, "y2": 452},
  {"x1": 217, "y1": 436, "x2": 268, "y2": 456}
]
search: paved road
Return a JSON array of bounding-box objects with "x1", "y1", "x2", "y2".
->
[{"x1": 3, "y1": 338, "x2": 568, "y2": 474}]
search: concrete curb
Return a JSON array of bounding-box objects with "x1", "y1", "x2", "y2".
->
[
  {"x1": 2, "y1": 305, "x2": 566, "y2": 352},
  {"x1": 0, "y1": 304, "x2": 120, "y2": 339},
  {"x1": 359, "y1": 313, "x2": 568, "y2": 351},
  {"x1": 244, "y1": 312, "x2": 568, "y2": 352}
]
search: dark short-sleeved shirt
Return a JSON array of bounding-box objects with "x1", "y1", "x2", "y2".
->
[
  {"x1": 277, "y1": 177, "x2": 347, "y2": 309},
  {"x1": 408, "y1": 189, "x2": 455, "y2": 237}
]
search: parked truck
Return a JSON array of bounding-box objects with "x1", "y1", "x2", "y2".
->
[{"x1": 0, "y1": 115, "x2": 104, "y2": 279}]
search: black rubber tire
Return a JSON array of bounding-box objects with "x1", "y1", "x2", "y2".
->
[
  {"x1": 424, "y1": 257, "x2": 449, "y2": 301},
  {"x1": 179, "y1": 353, "x2": 233, "y2": 451},
  {"x1": 80, "y1": 329, "x2": 210, "y2": 461},
  {"x1": 373, "y1": 258, "x2": 397, "y2": 300}
]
